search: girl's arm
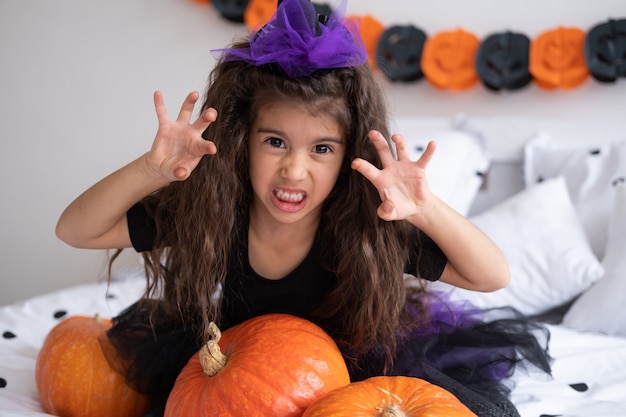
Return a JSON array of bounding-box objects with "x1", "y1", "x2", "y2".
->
[
  {"x1": 406, "y1": 193, "x2": 510, "y2": 292},
  {"x1": 55, "y1": 91, "x2": 217, "y2": 249},
  {"x1": 351, "y1": 130, "x2": 510, "y2": 292}
]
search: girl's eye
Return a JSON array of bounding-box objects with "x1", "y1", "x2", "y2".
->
[
  {"x1": 267, "y1": 137, "x2": 285, "y2": 148},
  {"x1": 313, "y1": 144, "x2": 331, "y2": 154}
]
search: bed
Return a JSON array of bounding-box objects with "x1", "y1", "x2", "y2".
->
[{"x1": 2, "y1": 115, "x2": 626, "y2": 417}]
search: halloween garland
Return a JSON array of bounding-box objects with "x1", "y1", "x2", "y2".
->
[{"x1": 194, "y1": 0, "x2": 626, "y2": 91}]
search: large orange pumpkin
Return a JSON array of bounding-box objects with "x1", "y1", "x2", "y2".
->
[
  {"x1": 164, "y1": 313, "x2": 351, "y2": 417},
  {"x1": 35, "y1": 315, "x2": 149, "y2": 417},
  {"x1": 302, "y1": 376, "x2": 477, "y2": 417}
]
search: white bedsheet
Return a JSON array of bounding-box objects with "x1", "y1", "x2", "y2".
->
[{"x1": 1, "y1": 276, "x2": 626, "y2": 417}]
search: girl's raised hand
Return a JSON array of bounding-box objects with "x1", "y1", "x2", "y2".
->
[
  {"x1": 351, "y1": 130, "x2": 436, "y2": 222},
  {"x1": 147, "y1": 91, "x2": 218, "y2": 182}
]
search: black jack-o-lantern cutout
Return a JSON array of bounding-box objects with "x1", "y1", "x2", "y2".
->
[
  {"x1": 476, "y1": 31, "x2": 532, "y2": 91},
  {"x1": 585, "y1": 18, "x2": 626, "y2": 83},
  {"x1": 375, "y1": 25, "x2": 427, "y2": 82},
  {"x1": 213, "y1": 0, "x2": 251, "y2": 22}
]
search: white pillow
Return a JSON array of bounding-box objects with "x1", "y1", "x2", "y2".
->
[
  {"x1": 429, "y1": 176, "x2": 605, "y2": 316},
  {"x1": 562, "y1": 182, "x2": 626, "y2": 336},
  {"x1": 394, "y1": 121, "x2": 490, "y2": 216},
  {"x1": 524, "y1": 133, "x2": 626, "y2": 260}
]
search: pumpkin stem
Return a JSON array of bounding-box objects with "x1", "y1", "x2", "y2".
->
[
  {"x1": 375, "y1": 387, "x2": 406, "y2": 417},
  {"x1": 199, "y1": 322, "x2": 228, "y2": 377},
  {"x1": 379, "y1": 404, "x2": 407, "y2": 417}
]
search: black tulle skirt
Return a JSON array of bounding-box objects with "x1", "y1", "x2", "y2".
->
[{"x1": 105, "y1": 291, "x2": 552, "y2": 417}]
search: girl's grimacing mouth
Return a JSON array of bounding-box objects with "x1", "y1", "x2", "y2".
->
[{"x1": 274, "y1": 188, "x2": 306, "y2": 203}]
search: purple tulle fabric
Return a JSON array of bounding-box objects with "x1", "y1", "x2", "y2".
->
[
  {"x1": 211, "y1": 0, "x2": 367, "y2": 77},
  {"x1": 344, "y1": 290, "x2": 552, "y2": 417},
  {"x1": 409, "y1": 291, "x2": 518, "y2": 381}
]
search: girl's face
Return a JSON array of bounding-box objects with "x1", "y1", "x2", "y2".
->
[{"x1": 248, "y1": 101, "x2": 345, "y2": 229}]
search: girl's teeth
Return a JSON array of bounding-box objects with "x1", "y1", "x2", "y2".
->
[{"x1": 275, "y1": 189, "x2": 304, "y2": 202}]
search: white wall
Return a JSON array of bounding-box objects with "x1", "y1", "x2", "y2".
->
[{"x1": 1, "y1": 0, "x2": 625, "y2": 306}]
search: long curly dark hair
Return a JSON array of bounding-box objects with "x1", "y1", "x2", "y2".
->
[{"x1": 118, "y1": 39, "x2": 428, "y2": 365}]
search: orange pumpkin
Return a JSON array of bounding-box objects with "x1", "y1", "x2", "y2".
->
[
  {"x1": 164, "y1": 314, "x2": 351, "y2": 417},
  {"x1": 302, "y1": 376, "x2": 477, "y2": 417},
  {"x1": 35, "y1": 315, "x2": 149, "y2": 417}
]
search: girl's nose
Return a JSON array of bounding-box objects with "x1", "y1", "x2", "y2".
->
[{"x1": 281, "y1": 152, "x2": 307, "y2": 181}]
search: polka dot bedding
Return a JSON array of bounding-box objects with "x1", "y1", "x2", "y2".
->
[{"x1": 1, "y1": 274, "x2": 626, "y2": 417}]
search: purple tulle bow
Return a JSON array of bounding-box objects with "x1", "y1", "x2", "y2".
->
[{"x1": 211, "y1": 0, "x2": 367, "y2": 77}]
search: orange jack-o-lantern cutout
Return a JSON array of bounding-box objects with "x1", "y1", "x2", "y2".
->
[
  {"x1": 421, "y1": 28, "x2": 480, "y2": 91},
  {"x1": 347, "y1": 14, "x2": 385, "y2": 69},
  {"x1": 244, "y1": 0, "x2": 276, "y2": 32},
  {"x1": 530, "y1": 26, "x2": 589, "y2": 90}
]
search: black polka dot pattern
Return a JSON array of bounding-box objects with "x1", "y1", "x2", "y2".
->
[
  {"x1": 570, "y1": 382, "x2": 589, "y2": 392},
  {"x1": 53, "y1": 310, "x2": 67, "y2": 319},
  {"x1": 2, "y1": 331, "x2": 16, "y2": 339}
]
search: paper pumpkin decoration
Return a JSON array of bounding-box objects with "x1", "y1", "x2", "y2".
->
[
  {"x1": 530, "y1": 26, "x2": 589, "y2": 90},
  {"x1": 584, "y1": 18, "x2": 626, "y2": 83},
  {"x1": 476, "y1": 31, "x2": 532, "y2": 91},
  {"x1": 375, "y1": 24, "x2": 427, "y2": 82},
  {"x1": 421, "y1": 28, "x2": 480, "y2": 91},
  {"x1": 348, "y1": 14, "x2": 385, "y2": 69}
]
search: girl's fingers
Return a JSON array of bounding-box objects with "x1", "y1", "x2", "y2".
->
[
  {"x1": 193, "y1": 138, "x2": 218, "y2": 156},
  {"x1": 192, "y1": 107, "x2": 218, "y2": 133},
  {"x1": 153, "y1": 91, "x2": 169, "y2": 124},
  {"x1": 417, "y1": 140, "x2": 437, "y2": 169},
  {"x1": 153, "y1": 91, "x2": 201, "y2": 125},
  {"x1": 351, "y1": 157, "x2": 380, "y2": 184},
  {"x1": 176, "y1": 91, "x2": 200, "y2": 123},
  {"x1": 392, "y1": 133, "x2": 410, "y2": 161},
  {"x1": 368, "y1": 130, "x2": 395, "y2": 167}
]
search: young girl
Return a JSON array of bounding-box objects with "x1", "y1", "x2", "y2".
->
[{"x1": 56, "y1": 0, "x2": 550, "y2": 415}]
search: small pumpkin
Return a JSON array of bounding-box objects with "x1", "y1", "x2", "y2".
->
[
  {"x1": 164, "y1": 313, "x2": 351, "y2": 417},
  {"x1": 35, "y1": 315, "x2": 149, "y2": 417},
  {"x1": 302, "y1": 375, "x2": 477, "y2": 417}
]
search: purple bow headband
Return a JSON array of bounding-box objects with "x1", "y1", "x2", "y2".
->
[{"x1": 211, "y1": 0, "x2": 367, "y2": 77}]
